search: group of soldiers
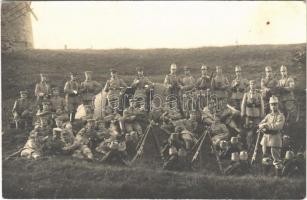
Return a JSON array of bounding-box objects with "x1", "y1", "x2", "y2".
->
[{"x1": 10, "y1": 63, "x2": 305, "y2": 177}]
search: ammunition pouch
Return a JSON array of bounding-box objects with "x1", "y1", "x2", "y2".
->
[{"x1": 246, "y1": 102, "x2": 260, "y2": 108}]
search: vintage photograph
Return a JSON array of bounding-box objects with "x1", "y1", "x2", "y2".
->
[{"x1": 1, "y1": 1, "x2": 306, "y2": 199}]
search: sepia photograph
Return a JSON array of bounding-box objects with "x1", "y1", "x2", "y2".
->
[{"x1": 1, "y1": 1, "x2": 306, "y2": 199}]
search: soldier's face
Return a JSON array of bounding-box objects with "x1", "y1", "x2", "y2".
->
[
  {"x1": 170, "y1": 68, "x2": 176, "y2": 74},
  {"x1": 41, "y1": 76, "x2": 47, "y2": 82},
  {"x1": 270, "y1": 103, "x2": 278, "y2": 112},
  {"x1": 235, "y1": 71, "x2": 241, "y2": 76},
  {"x1": 71, "y1": 75, "x2": 77, "y2": 81},
  {"x1": 216, "y1": 68, "x2": 222, "y2": 74},
  {"x1": 56, "y1": 120, "x2": 63, "y2": 127},
  {"x1": 53, "y1": 90, "x2": 59, "y2": 96},
  {"x1": 201, "y1": 69, "x2": 207, "y2": 75},
  {"x1": 40, "y1": 118, "x2": 48, "y2": 127},
  {"x1": 137, "y1": 71, "x2": 143, "y2": 76},
  {"x1": 87, "y1": 121, "x2": 95, "y2": 129},
  {"x1": 265, "y1": 70, "x2": 272, "y2": 77},
  {"x1": 43, "y1": 104, "x2": 49, "y2": 110},
  {"x1": 20, "y1": 94, "x2": 27, "y2": 99},
  {"x1": 280, "y1": 70, "x2": 287, "y2": 77},
  {"x1": 111, "y1": 72, "x2": 117, "y2": 78},
  {"x1": 250, "y1": 82, "x2": 255, "y2": 90},
  {"x1": 184, "y1": 70, "x2": 190, "y2": 75}
]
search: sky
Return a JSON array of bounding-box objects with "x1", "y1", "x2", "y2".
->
[{"x1": 31, "y1": 1, "x2": 306, "y2": 49}]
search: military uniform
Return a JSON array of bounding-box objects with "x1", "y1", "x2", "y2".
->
[
  {"x1": 230, "y1": 66, "x2": 249, "y2": 110},
  {"x1": 211, "y1": 66, "x2": 229, "y2": 102},
  {"x1": 35, "y1": 74, "x2": 51, "y2": 107},
  {"x1": 12, "y1": 91, "x2": 33, "y2": 129},
  {"x1": 64, "y1": 73, "x2": 80, "y2": 121},
  {"x1": 195, "y1": 65, "x2": 211, "y2": 109},
  {"x1": 103, "y1": 69, "x2": 128, "y2": 109},
  {"x1": 261, "y1": 66, "x2": 278, "y2": 114},
  {"x1": 241, "y1": 81, "x2": 264, "y2": 151},
  {"x1": 259, "y1": 96, "x2": 285, "y2": 173},
  {"x1": 122, "y1": 101, "x2": 143, "y2": 137},
  {"x1": 80, "y1": 71, "x2": 101, "y2": 106},
  {"x1": 225, "y1": 151, "x2": 250, "y2": 176},
  {"x1": 277, "y1": 66, "x2": 296, "y2": 127},
  {"x1": 50, "y1": 87, "x2": 65, "y2": 112},
  {"x1": 181, "y1": 66, "x2": 196, "y2": 114},
  {"x1": 282, "y1": 151, "x2": 305, "y2": 177}
]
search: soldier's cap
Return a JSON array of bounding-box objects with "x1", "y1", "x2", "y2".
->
[
  {"x1": 136, "y1": 67, "x2": 144, "y2": 72},
  {"x1": 84, "y1": 71, "x2": 93, "y2": 75},
  {"x1": 170, "y1": 63, "x2": 177, "y2": 70},
  {"x1": 249, "y1": 80, "x2": 255, "y2": 84},
  {"x1": 110, "y1": 68, "x2": 118, "y2": 73},
  {"x1": 235, "y1": 65, "x2": 242, "y2": 72},
  {"x1": 216, "y1": 66, "x2": 222, "y2": 70},
  {"x1": 231, "y1": 152, "x2": 240, "y2": 162},
  {"x1": 40, "y1": 73, "x2": 47, "y2": 78},
  {"x1": 70, "y1": 72, "x2": 77, "y2": 76},
  {"x1": 239, "y1": 151, "x2": 248, "y2": 161},
  {"x1": 285, "y1": 150, "x2": 295, "y2": 160},
  {"x1": 280, "y1": 65, "x2": 287, "y2": 72},
  {"x1": 269, "y1": 95, "x2": 278, "y2": 104},
  {"x1": 201, "y1": 65, "x2": 208, "y2": 70},
  {"x1": 20, "y1": 91, "x2": 28, "y2": 95},
  {"x1": 265, "y1": 66, "x2": 272, "y2": 72},
  {"x1": 183, "y1": 66, "x2": 190, "y2": 71}
]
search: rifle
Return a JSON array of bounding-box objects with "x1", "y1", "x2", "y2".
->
[
  {"x1": 191, "y1": 130, "x2": 208, "y2": 163},
  {"x1": 207, "y1": 129, "x2": 224, "y2": 174},
  {"x1": 5, "y1": 147, "x2": 24, "y2": 161},
  {"x1": 131, "y1": 120, "x2": 154, "y2": 164},
  {"x1": 251, "y1": 128, "x2": 265, "y2": 165}
]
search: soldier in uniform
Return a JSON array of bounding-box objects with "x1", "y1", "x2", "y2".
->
[
  {"x1": 230, "y1": 66, "x2": 249, "y2": 111},
  {"x1": 181, "y1": 66, "x2": 196, "y2": 117},
  {"x1": 282, "y1": 150, "x2": 306, "y2": 177},
  {"x1": 34, "y1": 101, "x2": 53, "y2": 129},
  {"x1": 241, "y1": 80, "x2": 264, "y2": 151},
  {"x1": 12, "y1": 91, "x2": 33, "y2": 129},
  {"x1": 20, "y1": 112, "x2": 53, "y2": 159},
  {"x1": 211, "y1": 66, "x2": 229, "y2": 109},
  {"x1": 131, "y1": 67, "x2": 154, "y2": 109},
  {"x1": 225, "y1": 151, "x2": 250, "y2": 176},
  {"x1": 50, "y1": 87, "x2": 65, "y2": 112},
  {"x1": 103, "y1": 69, "x2": 128, "y2": 110},
  {"x1": 259, "y1": 96, "x2": 285, "y2": 176},
  {"x1": 195, "y1": 65, "x2": 211, "y2": 110},
  {"x1": 80, "y1": 71, "x2": 101, "y2": 106},
  {"x1": 63, "y1": 119, "x2": 96, "y2": 160},
  {"x1": 277, "y1": 65, "x2": 296, "y2": 132},
  {"x1": 261, "y1": 66, "x2": 278, "y2": 114},
  {"x1": 64, "y1": 72, "x2": 80, "y2": 122},
  {"x1": 164, "y1": 63, "x2": 184, "y2": 113},
  {"x1": 122, "y1": 98, "x2": 143, "y2": 137},
  {"x1": 35, "y1": 73, "x2": 51, "y2": 109}
]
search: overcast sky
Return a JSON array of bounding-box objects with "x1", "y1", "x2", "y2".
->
[{"x1": 31, "y1": 1, "x2": 306, "y2": 49}]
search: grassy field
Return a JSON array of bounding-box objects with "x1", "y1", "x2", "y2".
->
[{"x1": 2, "y1": 44, "x2": 306, "y2": 198}]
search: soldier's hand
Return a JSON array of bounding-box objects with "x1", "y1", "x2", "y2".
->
[
  {"x1": 259, "y1": 123, "x2": 268, "y2": 130},
  {"x1": 73, "y1": 90, "x2": 78, "y2": 94},
  {"x1": 39, "y1": 93, "x2": 45, "y2": 97}
]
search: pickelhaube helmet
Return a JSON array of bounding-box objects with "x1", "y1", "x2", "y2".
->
[
  {"x1": 235, "y1": 65, "x2": 242, "y2": 72},
  {"x1": 280, "y1": 65, "x2": 287, "y2": 72},
  {"x1": 231, "y1": 152, "x2": 240, "y2": 162},
  {"x1": 170, "y1": 63, "x2": 177, "y2": 70},
  {"x1": 269, "y1": 95, "x2": 279, "y2": 104},
  {"x1": 285, "y1": 150, "x2": 295, "y2": 160},
  {"x1": 239, "y1": 151, "x2": 248, "y2": 161}
]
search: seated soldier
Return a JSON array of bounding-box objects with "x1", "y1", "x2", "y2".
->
[
  {"x1": 282, "y1": 150, "x2": 306, "y2": 177},
  {"x1": 34, "y1": 101, "x2": 53, "y2": 129},
  {"x1": 62, "y1": 119, "x2": 96, "y2": 161},
  {"x1": 52, "y1": 106, "x2": 69, "y2": 122},
  {"x1": 50, "y1": 87, "x2": 65, "y2": 112},
  {"x1": 12, "y1": 90, "x2": 34, "y2": 129},
  {"x1": 122, "y1": 98, "x2": 143, "y2": 137},
  {"x1": 20, "y1": 113, "x2": 52, "y2": 159},
  {"x1": 218, "y1": 137, "x2": 242, "y2": 160},
  {"x1": 161, "y1": 126, "x2": 189, "y2": 171}
]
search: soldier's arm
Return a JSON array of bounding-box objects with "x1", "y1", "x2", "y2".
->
[
  {"x1": 64, "y1": 82, "x2": 73, "y2": 94},
  {"x1": 131, "y1": 78, "x2": 139, "y2": 88},
  {"x1": 103, "y1": 81, "x2": 110, "y2": 92},
  {"x1": 261, "y1": 78, "x2": 268, "y2": 90},
  {"x1": 223, "y1": 77, "x2": 230, "y2": 89},
  {"x1": 12, "y1": 100, "x2": 18, "y2": 115},
  {"x1": 164, "y1": 75, "x2": 171, "y2": 87},
  {"x1": 267, "y1": 113, "x2": 285, "y2": 131},
  {"x1": 144, "y1": 77, "x2": 154, "y2": 86},
  {"x1": 241, "y1": 93, "x2": 247, "y2": 117},
  {"x1": 284, "y1": 78, "x2": 295, "y2": 91},
  {"x1": 231, "y1": 79, "x2": 237, "y2": 88},
  {"x1": 34, "y1": 83, "x2": 41, "y2": 97},
  {"x1": 259, "y1": 115, "x2": 269, "y2": 126}
]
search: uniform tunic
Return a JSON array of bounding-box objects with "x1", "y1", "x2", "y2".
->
[
  {"x1": 64, "y1": 80, "x2": 80, "y2": 112},
  {"x1": 80, "y1": 80, "x2": 101, "y2": 104},
  {"x1": 230, "y1": 77, "x2": 249, "y2": 110}
]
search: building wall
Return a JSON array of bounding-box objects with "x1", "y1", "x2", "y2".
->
[{"x1": 1, "y1": 1, "x2": 33, "y2": 51}]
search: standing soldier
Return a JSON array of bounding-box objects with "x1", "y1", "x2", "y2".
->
[
  {"x1": 195, "y1": 65, "x2": 211, "y2": 109},
  {"x1": 241, "y1": 80, "x2": 264, "y2": 151},
  {"x1": 12, "y1": 91, "x2": 33, "y2": 129},
  {"x1": 277, "y1": 65, "x2": 296, "y2": 131},
  {"x1": 259, "y1": 96, "x2": 285, "y2": 176},
  {"x1": 50, "y1": 87, "x2": 65, "y2": 112},
  {"x1": 230, "y1": 66, "x2": 249, "y2": 111},
  {"x1": 261, "y1": 66, "x2": 278, "y2": 114},
  {"x1": 181, "y1": 66, "x2": 196, "y2": 116},
  {"x1": 64, "y1": 72, "x2": 80, "y2": 122},
  {"x1": 80, "y1": 71, "x2": 101, "y2": 106},
  {"x1": 164, "y1": 63, "x2": 184, "y2": 113},
  {"x1": 211, "y1": 66, "x2": 229, "y2": 109},
  {"x1": 131, "y1": 67, "x2": 154, "y2": 109},
  {"x1": 103, "y1": 69, "x2": 128, "y2": 110},
  {"x1": 35, "y1": 73, "x2": 51, "y2": 109}
]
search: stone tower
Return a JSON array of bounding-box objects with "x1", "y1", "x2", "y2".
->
[{"x1": 1, "y1": 1, "x2": 36, "y2": 51}]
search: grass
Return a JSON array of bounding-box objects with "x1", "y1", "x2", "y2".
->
[{"x1": 2, "y1": 44, "x2": 306, "y2": 198}]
